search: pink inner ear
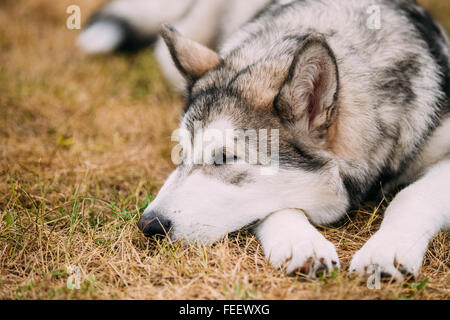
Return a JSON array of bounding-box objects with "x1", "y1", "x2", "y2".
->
[{"x1": 307, "y1": 62, "x2": 327, "y2": 129}]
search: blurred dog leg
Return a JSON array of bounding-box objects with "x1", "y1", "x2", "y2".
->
[{"x1": 77, "y1": 0, "x2": 195, "y2": 54}]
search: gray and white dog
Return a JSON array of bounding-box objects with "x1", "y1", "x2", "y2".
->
[{"x1": 79, "y1": 0, "x2": 450, "y2": 280}]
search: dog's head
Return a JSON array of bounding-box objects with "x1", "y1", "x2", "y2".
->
[{"x1": 138, "y1": 25, "x2": 347, "y2": 243}]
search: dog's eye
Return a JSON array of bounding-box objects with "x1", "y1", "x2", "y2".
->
[
  {"x1": 214, "y1": 152, "x2": 238, "y2": 165},
  {"x1": 225, "y1": 154, "x2": 238, "y2": 164}
]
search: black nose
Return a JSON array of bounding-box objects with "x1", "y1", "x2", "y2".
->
[{"x1": 137, "y1": 212, "x2": 172, "y2": 238}]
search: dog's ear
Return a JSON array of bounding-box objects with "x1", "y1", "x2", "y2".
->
[
  {"x1": 160, "y1": 24, "x2": 222, "y2": 81},
  {"x1": 275, "y1": 34, "x2": 339, "y2": 142}
]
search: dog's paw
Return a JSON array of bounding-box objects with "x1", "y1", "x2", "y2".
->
[
  {"x1": 255, "y1": 209, "x2": 340, "y2": 278},
  {"x1": 349, "y1": 230, "x2": 425, "y2": 281},
  {"x1": 261, "y1": 228, "x2": 340, "y2": 278}
]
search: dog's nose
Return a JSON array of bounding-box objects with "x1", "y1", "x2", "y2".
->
[{"x1": 137, "y1": 212, "x2": 172, "y2": 237}]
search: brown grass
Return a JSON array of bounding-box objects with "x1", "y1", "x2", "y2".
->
[{"x1": 0, "y1": 0, "x2": 449, "y2": 300}]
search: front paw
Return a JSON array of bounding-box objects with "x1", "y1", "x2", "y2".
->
[
  {"x1": 349, "y1": 231, "x2": 425, "y2": 281},
  {"x1": 262, "y1": 230, "x2": 340, "y2": 278}
]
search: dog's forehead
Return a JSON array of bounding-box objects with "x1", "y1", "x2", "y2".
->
[
  {"x1": 186, "y1": 45, "x2": 295, "y2": 114},
  {"x1": 181, "y1": 90, "x2": 281, "y2": 139},
  {"x1": 182, "y1": 91, "x2": 240, "y2": 133},
  {"x1": 182, "y1": 68, "x2": 292, "y2": 136}
]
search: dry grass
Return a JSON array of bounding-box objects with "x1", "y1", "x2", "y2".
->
[{"x1": 0, "y1": 0, "x2": 449, "y2": 300}]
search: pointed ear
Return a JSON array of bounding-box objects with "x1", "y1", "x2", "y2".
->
[
  {"x1": 160, "y1": 24, "x2": 222, "y2": 81},
  {"x1": 275, "y1": 34, "x2": 339, "y2": 141}
]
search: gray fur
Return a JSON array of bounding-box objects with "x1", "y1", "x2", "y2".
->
[
  {"x1": 176, "y1": 0, "x2": 450, "y2": 208},
  {"x1": 86, "y1": 0, "x2": 450, "y2": 278}
]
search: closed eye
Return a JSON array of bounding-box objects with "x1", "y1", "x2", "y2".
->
[{"x1": 214, "y1": 152, "x2": 238, "y2": 165}]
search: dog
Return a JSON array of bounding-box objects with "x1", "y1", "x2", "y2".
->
[{"x1": 79, "y1": 0, "x2": 450, "y2": 280}]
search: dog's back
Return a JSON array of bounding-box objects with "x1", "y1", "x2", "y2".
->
[{"x1": 218, "y1": 0, "x2": 450, "y2": 205}]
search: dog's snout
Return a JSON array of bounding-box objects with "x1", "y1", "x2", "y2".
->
[{"x1": 137, "y1": 211, "x2": 172, "y2": 238}]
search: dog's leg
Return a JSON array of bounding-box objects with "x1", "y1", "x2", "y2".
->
[
  {"x1": 77, "y1": 0, "x2": 195, "y2": 54},
  {"x1": 154, "y1": 0, "x2": 228, "y2": 91},
  {"x1": 254, "y1": 209, "x2": 340, "y2": 277},
  {"x1": 350, "y1": 159, "x2": 450, "y2": 281}
]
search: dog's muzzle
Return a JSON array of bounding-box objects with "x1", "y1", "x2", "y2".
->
[{"x1": 137, "y1": 210, "x2": 172, "y2": 238}]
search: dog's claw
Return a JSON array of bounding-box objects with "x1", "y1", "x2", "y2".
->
[
  {"x1": 290, "y1": 257, "x2": 337, "y2": 279},
  {"x1": 314, "y1": 263, "x2": 328, "y2": 277},
  {"x1": 350, "y1": 248, "x2": 419, "y2": 282},
  {"x1": 396, "y1": 264, "x2": 416, "y2": 282},
  {"x1": 295, "y1": 257, "x2": 313, "y2": 276}
]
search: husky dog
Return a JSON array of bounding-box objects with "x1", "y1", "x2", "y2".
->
[{"x1": 79, "y1": 0, "x2": 450, "y2": 280}]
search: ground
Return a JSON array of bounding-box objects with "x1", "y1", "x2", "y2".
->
[{"x1": 0, "y1": 0, "x2": 449, "y2": 300}]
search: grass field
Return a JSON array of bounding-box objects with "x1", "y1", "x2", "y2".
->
[{"x1": 0, "y1": 0, "x2": 449, "y2": 300}]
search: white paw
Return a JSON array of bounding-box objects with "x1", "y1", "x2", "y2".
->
[
  {"x1": 266, "y1": 233, "x2": 340, "y2": 277},
  {"x1": 350, "y1": 229, "x2": 426, "y2": 281},
  {"x1": 256, "y1": 211, "x2": 340, "y2": 278},
  {"x1": 77, "y1": 21, "x2": 124, "y2": 54}
]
